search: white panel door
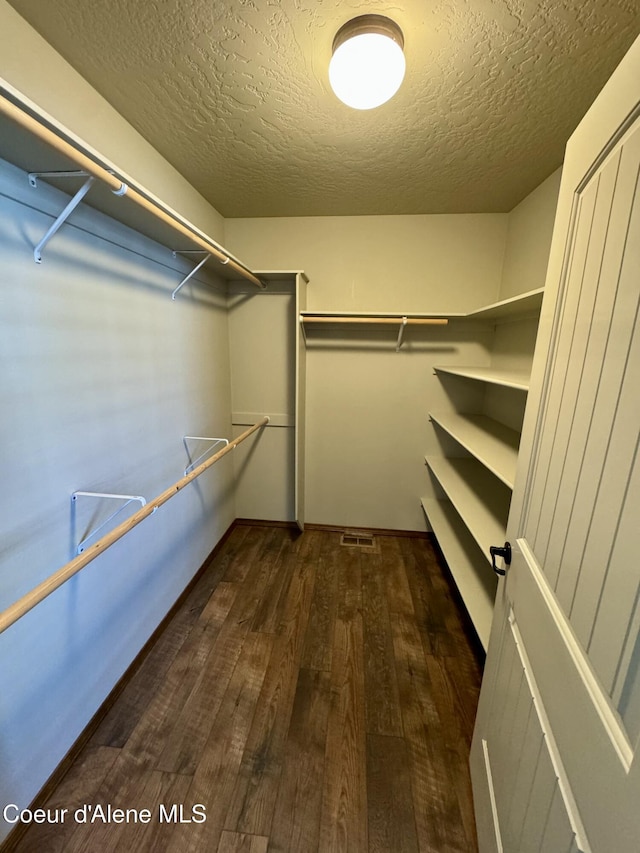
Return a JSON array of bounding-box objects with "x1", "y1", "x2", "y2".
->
[{"x1": 471, "y1": 35, "x2": 640, "y2": 853}]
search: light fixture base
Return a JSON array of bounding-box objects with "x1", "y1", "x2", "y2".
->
[{"x1": 332, "y1": 14, "x2": 404, "y2": 54}]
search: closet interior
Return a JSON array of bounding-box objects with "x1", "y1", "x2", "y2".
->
[
  {"x1": 0, "y1": 60, "x2": 559, "y2": 846},
  {"x1": 0, "y1": 78, "x2": 556, "y2": 647}
]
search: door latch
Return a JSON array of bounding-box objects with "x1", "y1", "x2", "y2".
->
[{"x1": 490, "y1": 542, "x2": 511, "y2": 576}]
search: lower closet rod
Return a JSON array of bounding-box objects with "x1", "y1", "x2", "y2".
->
[{"x1": 0, "y1": 417, "x2": 270, "y2": 635}]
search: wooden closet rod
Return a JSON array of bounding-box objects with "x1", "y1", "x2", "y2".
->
[
  {"x1": 0, "y1": 417, "x2": 269, "y2": 635},
  {"x1": 0, "y1": 93, "x2": 264, "y2": 290},
  {"x1": 301, "y1": 316, "x2": 448, "y2": 325}
]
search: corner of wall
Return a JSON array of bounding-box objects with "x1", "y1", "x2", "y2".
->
[{"x1": 499, "y1": 167, "x2": 563, "y2": 300}]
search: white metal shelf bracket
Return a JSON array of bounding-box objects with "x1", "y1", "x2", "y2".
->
[
  {"x1": 32, "y1": 173, "x2": 95, "y2": 263},
  {"x1": 72, "y1": 491, "x2": 151, "y2": 554},
  {"x1": 396, "y1": 316, "x2": 408, "y2": 352},
  {"x1": 29, "y1": 170, "x2": 128, "y2": 263},
  {"x1": 171, "y1": 251, "x2": 213, "y2": 300},
  {"x1": 183, "y1": 436, "x2": 229, "y2": 475},
  {"x1": 29, "y1": 170, "x2": 88, "y2": 188}
]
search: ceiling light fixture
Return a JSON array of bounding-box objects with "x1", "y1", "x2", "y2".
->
[{"x1": 329, "y1": 14, "x2": 405, "y2": 110}]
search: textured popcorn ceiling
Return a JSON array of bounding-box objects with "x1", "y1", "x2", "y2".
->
[{"x1": 7, "y1": 0, "x2": 639, "y2": 217}]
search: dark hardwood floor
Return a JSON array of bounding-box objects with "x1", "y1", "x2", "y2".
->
[{"x1": 14, "y1": 524, "x2": 483, "y2": 853}]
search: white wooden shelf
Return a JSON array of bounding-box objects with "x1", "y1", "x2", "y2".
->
[
  {"x1": 421, "y1": 497, "x2": 497, "y2": 649},
  {"x1": 299, "y1": 311, "x2": 456, "y2": 320},
  {"x1": 429, "y1": 411, "x2": 520, "y2": 489},
  {"x1": 433, "y1": 365, "x2": 530, "y2": 391},
  {"x1": 425, "y1": 455, "x2": 511, "y2": 561},
  {"x1": 465, "y1": 288, "x2": 544, "y2": 322},
  {"x1": 299, "y1": 289, "x2": 544, "y2": 325}
]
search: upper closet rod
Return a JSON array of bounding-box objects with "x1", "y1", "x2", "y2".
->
[
  {"x1": 0, "y1": 92, "x2": 265, "y2": 290},
  {"x1": 0, "y1": 417, "x2": 269, "y2": 635}
]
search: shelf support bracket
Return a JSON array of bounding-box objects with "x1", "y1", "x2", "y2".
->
[
  {"x1": 28, "y1": 169, "x2": 128, "y2": 194},
  {"x1": 31, "y1": 173, "x2": 95, "y2": 263},
  {"x1": 72, "y1": 491, "x2": 150, "y2": 554},
  {"x1": 183, "y1": 436, "x2": 229, "y2": 475},
  {"x1": 29, "y1": 170, "x2": 89, "y2": 188},
  {"x1": 171, "y1": 251, "x2": 212, "y2": 300},
  {"x1": 29, "y1": 170, "x2": 128, "y2": 263},
  {"x1": 396, "y1": 316, "x2": 408, "y2": 352}
]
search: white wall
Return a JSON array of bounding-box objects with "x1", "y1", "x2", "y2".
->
[
  {"x1": 499, "y1": 168, "x2": 562, "y2": 300},
  {"x1": 0, "y1": 5, "x2": 242, "y2": 842},
  {"x1": 0, "y1": 158, "x2": 237, "y2": 844},
  {"x1": 225, "y1": 214, "x2": 507, "y2": 313},
  {"x1": 227, "y1": 283, "x2": 297, "y2": 522},
  {"x1": 226, "y1": 215, "x2": 509, "y2": 530}
]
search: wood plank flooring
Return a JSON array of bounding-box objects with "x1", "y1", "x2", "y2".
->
[{"x1": 13, "y1": 525, "x2": 483, "y2": 853}]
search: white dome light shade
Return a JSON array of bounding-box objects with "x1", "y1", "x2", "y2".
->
[{"x1": 329, "y1": 15, "x2": 405, "y2": 110}]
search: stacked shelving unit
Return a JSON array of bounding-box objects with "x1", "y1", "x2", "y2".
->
[{"x1": 422, "y1": 287, "x2": 544, "y2": 649}]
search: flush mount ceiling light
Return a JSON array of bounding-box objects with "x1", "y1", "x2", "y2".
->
[{"x1": 329, "y1": 14, "x2": 405, "y2": 110}]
